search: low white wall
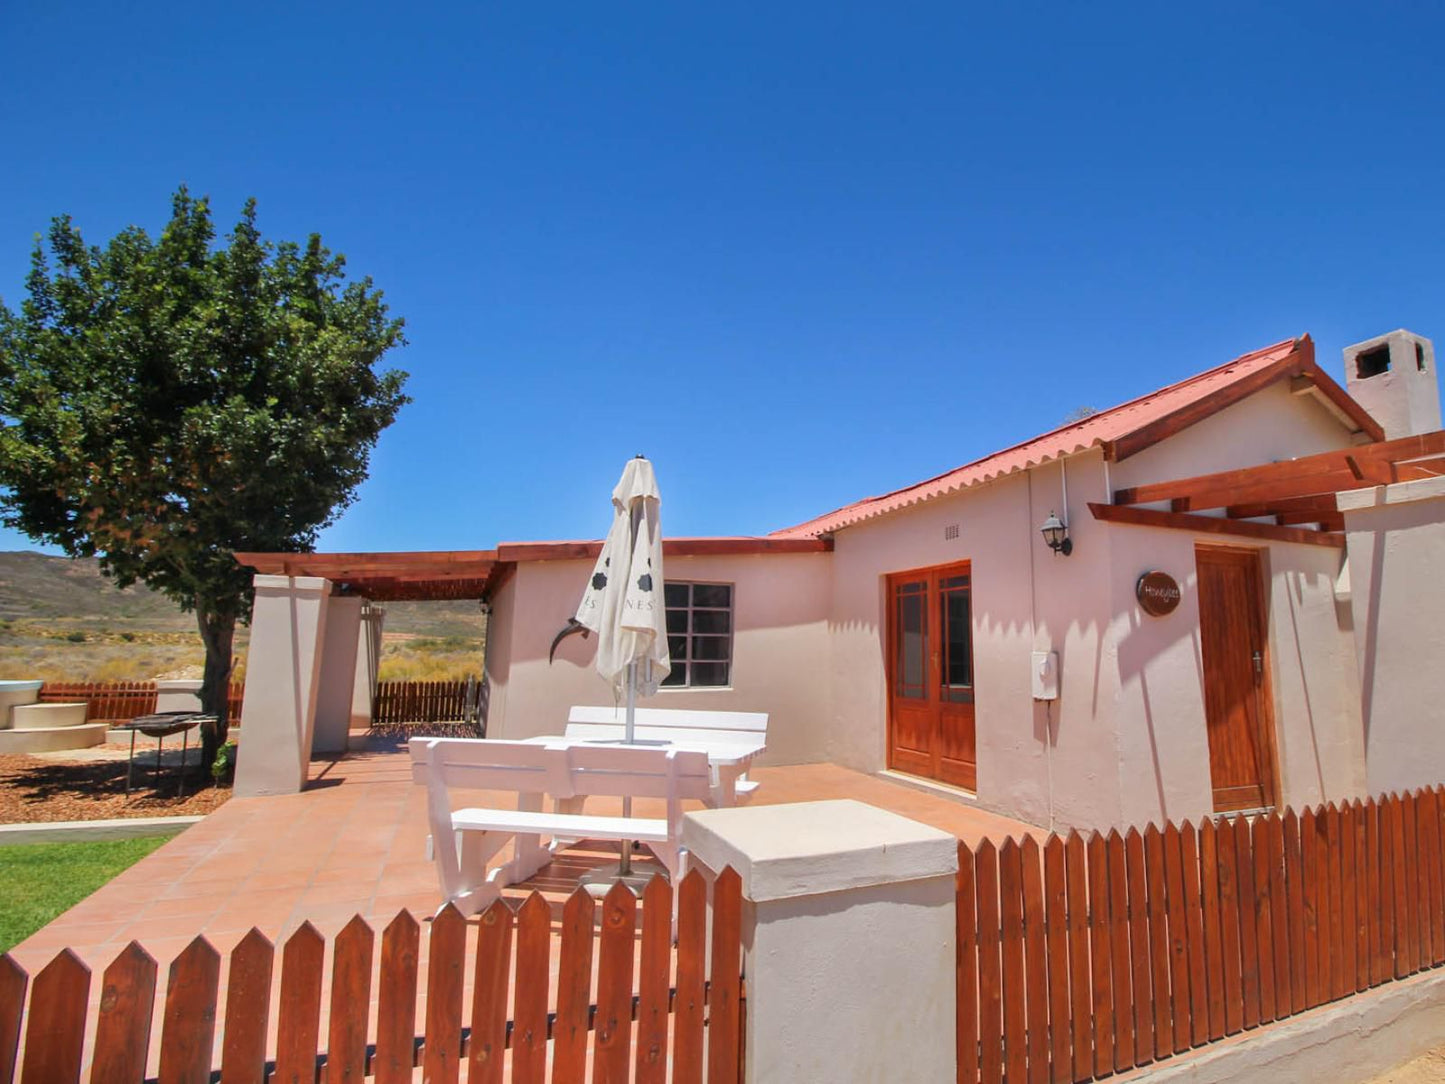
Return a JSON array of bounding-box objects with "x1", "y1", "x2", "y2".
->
[{"x1": 1342, "y1": 476, "x2": 1445, "y2": 796}]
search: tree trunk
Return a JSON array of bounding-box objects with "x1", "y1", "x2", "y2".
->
[{"x1": 196, "y1": 600, "x2": 237, "y2": 772}]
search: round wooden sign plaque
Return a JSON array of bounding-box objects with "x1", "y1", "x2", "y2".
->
[{"x1": 1136, "y1": 570, "x2": 1181, "y2": 616}]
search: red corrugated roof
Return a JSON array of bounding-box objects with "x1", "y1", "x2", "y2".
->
[{"x1": 772, "y1": 336, "x2": 1370, "y2": 538}]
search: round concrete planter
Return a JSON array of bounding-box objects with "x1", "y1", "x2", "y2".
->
[
  {"x1": 0, "y1": 679, "x2": 43, "y2": 730},
  {"x1": 0, "y1": 722, "x2": 108, "y2": 753},
  {"x1": 12, "y1": 702, "x2": 89, "y2": 729}
]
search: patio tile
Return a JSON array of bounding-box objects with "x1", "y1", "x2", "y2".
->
[
  {"x1": 297, "y1": 881, "x2": 376, "y2": 907},
  {"x1": 311, "y1": 863, "x2": 384, "y2": 886},
  {"x1": 242, "y1": 868, "x2": 319, "y2": 891},
  {"x1": 138, "y1": 893, "x2": 232, "y2": 920}
]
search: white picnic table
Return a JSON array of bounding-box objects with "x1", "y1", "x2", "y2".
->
[
  {"x1": 517, "y1": 732, "x2": 765, "y2": 807},
  {"x1": 412, "y1": 722, "x2": 767, "y2": 912}
]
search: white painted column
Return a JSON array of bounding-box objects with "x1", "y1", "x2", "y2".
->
[
  {"x1": 350, "y1": 604, "x2": 385, "y2": 732},
  {"x1": 234, "y1": 575, "x2": 331, "y2": 797},
  {"x1": 313, "y1": 595, "x2": 363, "y2": 754},
  {"x1": 682, "y1": 799, "x2": 959, "y2": 1083},
  {"x1": 1341, "y1": 475, "x2": 1445, "y2": 795}
]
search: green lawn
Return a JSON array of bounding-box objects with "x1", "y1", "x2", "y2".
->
[{"x1": 0, "y1": 836, "x2": 172, "y2": 951}]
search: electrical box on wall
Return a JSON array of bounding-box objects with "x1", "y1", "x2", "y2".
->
[{"x1": 1032, "y1": 650, "x2": 1059, "y2": 700}]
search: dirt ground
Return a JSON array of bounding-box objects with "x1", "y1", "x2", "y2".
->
[
  {"x1": 1371, "y1": 1048, "x2": 1445, "y2": 1082},
  {"x1": 0, "y1": 742, "x2": 230, "y2": 822}
]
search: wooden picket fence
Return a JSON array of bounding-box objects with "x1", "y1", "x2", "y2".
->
[
  {"x1": 37, "y1": 681, "x2": 246, "y2": 725},
  {"x1": 958, "y1": 787, "x2": 1445, "y2": 1083},
  {"x1": 373, "y1": 678, "x2": 479, "y2": 726},
  {"x1": 0, "y1": 869, "x2": 744, "y2": 1083}
]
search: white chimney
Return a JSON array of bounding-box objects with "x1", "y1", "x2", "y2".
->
[{"x1": 1343, "y1": 329, "x2": 1442, "y2": 440}]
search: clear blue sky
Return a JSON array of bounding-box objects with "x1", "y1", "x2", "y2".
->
[{"x1": 3, "y1": 3, "x2": 1443, "y2": 554}]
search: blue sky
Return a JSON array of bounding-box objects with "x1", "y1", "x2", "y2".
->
[{"x1": 3, "y1": 3, "x2": 1444, "y2": 555}]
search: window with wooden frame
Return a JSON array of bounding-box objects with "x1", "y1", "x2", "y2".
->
[{"x1": 661, "y1": 582, "x2": 733, "y2": 687}]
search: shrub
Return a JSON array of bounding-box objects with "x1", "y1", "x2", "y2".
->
[
  {"x1": 211, "y1": 740, "x2": 238, "y2": 786},
  {"x1": 64, "y1": 631, "x2": 86, "y2": 643}
]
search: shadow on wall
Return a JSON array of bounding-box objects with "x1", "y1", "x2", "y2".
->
[
  {"x1": 1359, "y1": 527, "x2": 1387, "y2": 748},
  {"x1": 1284, "y1": 569, "x2": 1328, "y2": 800}
]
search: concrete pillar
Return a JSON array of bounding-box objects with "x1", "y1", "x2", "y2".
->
[
  {"x1": 234, "y1": 575, "x2": 331, "y2": 797},
  {"x1": 350, "y1": 604, "x2": 385, "y2": 732},
  {"x1": 313, "y1": 596, "x2": 363, "y2": 754},
  {"x1": 682, "y1": 799, "x2": 959, "y2": 1083}
]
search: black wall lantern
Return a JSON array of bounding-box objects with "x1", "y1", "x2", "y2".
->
[{"x1": 1040, "y1": 511, "x2": 1072, "y2": 556}]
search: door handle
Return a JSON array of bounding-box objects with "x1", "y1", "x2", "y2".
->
[{"x1": 1252, "y1": 650, "x2": 1263, "y2": 679}]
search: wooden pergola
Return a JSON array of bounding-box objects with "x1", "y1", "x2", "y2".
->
[
  {"x1": 235, "y1": 550, "x2": 503, "y2": 601},
  {"x1": 235, "y1": 537, "x2": 832, "y2": 602},
  {"x1": 1090, "y1": 430, "x2": 1445, "y2": 547}
]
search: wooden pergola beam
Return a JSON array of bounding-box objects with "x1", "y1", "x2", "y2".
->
[
  {"x1": 1224, "y1": 493, "x2": 1339, "y2": 520},
  {"x1": 1113, "y1": 430, "x2": 1445, "y2": 510},
  {"x1": 1089, "y1": 502, "x2": 1345, "y2": 548},
  {"x1": 234, "y1": 549, "x2": 505, "y2": 602}
]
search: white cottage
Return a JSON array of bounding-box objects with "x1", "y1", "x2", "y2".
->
[{"x1": 237, "y1": 329, "x2": 1445, "y2": 833}]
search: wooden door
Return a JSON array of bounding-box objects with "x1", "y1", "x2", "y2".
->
[
  {"x1": 886, "y1": 562, "x2": 977, "y2": 790},
  {"x1": 1196, "y1": 545, "x2": 1277, "y2": 813}
]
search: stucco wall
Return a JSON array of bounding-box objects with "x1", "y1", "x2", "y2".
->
[
  {"x1": 483, "y1": 552, "x2": 832, "y2": 765},
  {"x1": 826, "y1": 455, "x2": 1123, "y2": 829},
  {"x1": 1342, "y1": 476, "x2": 1445, "y2": 796},
  {"x1": 825, "y1": 382, "x2": 1368, "y2": 831},
  {"x1": 1104, "y1": 524, "x2": 1363, "y2": 829},
  {"x1": 1101, "y1": 375, "x2": 1367, "y2": 826}
]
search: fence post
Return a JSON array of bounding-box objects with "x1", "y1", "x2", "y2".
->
[{"x1": 682, "y1": 799, "x2": 958, "y2": 1083}]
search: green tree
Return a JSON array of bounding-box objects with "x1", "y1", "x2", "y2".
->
[{"x1": 0, "y1": 188, "x2": 409, "y2": 766}]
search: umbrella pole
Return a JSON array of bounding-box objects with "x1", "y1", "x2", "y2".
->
[{"x1": 620, "y1": 659, "x2": 637, "y2": 876}]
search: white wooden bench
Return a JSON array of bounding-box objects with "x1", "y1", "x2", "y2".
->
[
  {"x1": 410, "y1": 737, "x2": 711, "y2": 915},
  {"x1": 564, "y1": 706, "x2": 768, "y2": 798}
]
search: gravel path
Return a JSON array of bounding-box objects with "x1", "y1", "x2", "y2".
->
[
  {"x1": 1365, "y1": 1047, "x2": 1445, "y2": 1082},
  {"x1": 0, "y1": 743, "x2": 230, "y2": 822}
]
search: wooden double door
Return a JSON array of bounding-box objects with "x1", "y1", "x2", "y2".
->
[
  {"x1": 886, "y1": 561, "x2": 977, "y2": 790},
  {"x1": 1196, "y1": 545, "x2": 1278, "y2": 813}
]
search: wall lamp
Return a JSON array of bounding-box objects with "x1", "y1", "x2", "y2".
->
[{"x1": 1040, "y1": 511, "x2": 1073, "y2": 556}]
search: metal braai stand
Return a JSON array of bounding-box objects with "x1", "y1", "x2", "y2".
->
[{"x1": 117, "y1": 711, "x2": 214, "y2": 798}]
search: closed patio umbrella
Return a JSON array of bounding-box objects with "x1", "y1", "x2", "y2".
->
[
  {"x1": 574, "y1": 455, "x2": 671, "y2": 736},
  {"x1": 572, "y1": 455, "x2": 671, "y2": 882}
]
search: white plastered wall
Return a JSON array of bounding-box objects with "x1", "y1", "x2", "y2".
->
[
  {"x1": 826, "y1": 459, "x2": 1121, "y2": 830},
  {"x1": 1103, "y1": 377, "x2": 1368, "y2": 826},
  {"x1": 1341, "y1": 476, "x2": 1445, "y2": 796},
  {"x1": 827, "y1": 379, "x2": 1369, "y2": 831},
  {"x1": 482, "y1": 552, "x2": 832, "y2": 765}
]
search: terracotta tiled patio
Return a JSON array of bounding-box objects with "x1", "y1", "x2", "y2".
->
[
  {"x1": 9, "y1": 741, "x2": 1036, "y2": 974},
  {"x1": 6, "y1": 739, "x2": 1038, "y2": 1075}
]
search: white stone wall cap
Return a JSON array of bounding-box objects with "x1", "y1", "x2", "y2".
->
[
  {"x1": 251, "y1": 574, "x2": 332, "y2": 593},
  {"x1": 155, "y1": 679, "x2": 203, "y2": 690},
  {"x1": 682, "y1": 799, "x2": 958, "y2": 902},
  {"x1": 1338, "y1": 474, "x2": 1445, "y2": 512}
]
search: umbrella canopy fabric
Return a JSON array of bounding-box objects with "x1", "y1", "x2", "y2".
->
[{"x1": 574, "y1": 456, "x2": 671, "y2": 698}]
